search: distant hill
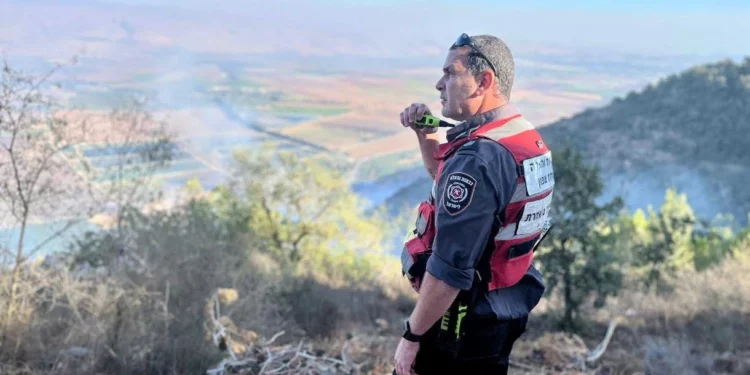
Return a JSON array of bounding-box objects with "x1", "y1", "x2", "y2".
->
[
  {"x1": 383, "y1": 57, "x2": 750, "y2": 225},
  {"x1": 540, "y1": 57, "x2": 750, "y2": 171},
  {"x1": 538, "y1": 57, "x2": 750, "y2": 223}
]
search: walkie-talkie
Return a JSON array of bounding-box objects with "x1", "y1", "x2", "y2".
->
[{"x1": 414, "y1": 114, "x2": 455, "y2": 128}]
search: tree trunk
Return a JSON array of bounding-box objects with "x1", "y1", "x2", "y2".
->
[
  {"x1": 563, "y1": 271, "x2": 574, "y2": 329},
  {"x1": 1, "y1": 210, "x2": 28, "y2": 346},
  {"x1": 561, "y1": 242, "x2": 575, "y2": 330}
]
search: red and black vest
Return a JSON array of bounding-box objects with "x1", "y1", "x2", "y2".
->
[{"x1": 401, "y1": 111, "x2": 554, "y2": 292}]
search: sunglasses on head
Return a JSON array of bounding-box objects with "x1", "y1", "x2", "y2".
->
[{"x1": 452, "y1": 33, "x2": 499, "y2": 78}]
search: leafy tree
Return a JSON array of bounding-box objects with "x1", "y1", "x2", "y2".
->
[
  {"x1": 733, "y1": 222, "x2": 750, "y2": 260},
  {"x1": 536, "y1": 148, "x2": 624, "y2": 330},
  {"x1": 628, "y1": 189, "x2": 696, "y2": 291},
  {"x1": 617, "y1": 189, "x2": 742, "y2": 293},
  {"x1": 690, "y1": 213, "x2": 737, "y2": 271},
  {"x1": 626, "y1": 189, "x2": 741, "y2": 289},
  {"x1": 197, "y1": 144, "x2": 398, "y2": 283}
]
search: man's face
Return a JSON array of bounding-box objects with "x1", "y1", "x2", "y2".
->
[{"x1": 435, "y1": 47, "x2": 481, "y2": 121}]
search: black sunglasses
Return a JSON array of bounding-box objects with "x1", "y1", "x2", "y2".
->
[{"x1": 452, "y1": 33, "x2": 499, "y2": 78}]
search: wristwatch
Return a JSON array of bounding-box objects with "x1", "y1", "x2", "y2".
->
[{"x1": 402, "y1": 320, "x2": 422, "y2": 342}]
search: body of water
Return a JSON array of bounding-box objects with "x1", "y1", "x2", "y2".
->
[{"x1": 0, "y1": 220, "x2": 98, "y2": 261}]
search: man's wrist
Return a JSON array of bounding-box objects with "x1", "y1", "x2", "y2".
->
[
  {"x1": 402, "y1": 320, "x2": 423, "y2": 342},
  {"x1": 415, "y1": 130, "x2": 439, "y2": 140}
]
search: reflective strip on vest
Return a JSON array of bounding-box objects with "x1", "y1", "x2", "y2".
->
[
  {"x1": 494, "y1": 223, "x2": 519, "y2": 241},
  {"x1": 478, "y1": 116, "x2": 535, "y2": 141},
  {"x1": 401, "y1": 245, "x2": 414, "y2": 274},
  {"x1": 508, "y1": 179, "x2": 551, "y2": 204},
  {"x1": 416, "y1": 214, "x2": 428, "y2": 236}
]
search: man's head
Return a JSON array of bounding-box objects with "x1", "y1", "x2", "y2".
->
[{"x1": 436, "y1": 33, "x2": 514, "y2": 121}]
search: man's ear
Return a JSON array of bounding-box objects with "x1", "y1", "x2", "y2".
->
[
  {"x1": 474, "y1": 70, "x2": 494, "y2": 96},
  {"x1": 480, "y1": 70, "x2": 495, "y2": 91}
]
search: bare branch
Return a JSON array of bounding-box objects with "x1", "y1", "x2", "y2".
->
[{"x1": 585, "y1": 316, "x2": 624, "y2": 364}]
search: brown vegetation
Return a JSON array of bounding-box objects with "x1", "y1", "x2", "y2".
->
[{"x1": 1, "y1": 188, "x2": 748, "y2": 375}]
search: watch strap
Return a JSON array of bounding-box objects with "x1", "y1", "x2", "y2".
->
[{"x1": 402, "y1": 320, "x2": 422, "y2": 342}]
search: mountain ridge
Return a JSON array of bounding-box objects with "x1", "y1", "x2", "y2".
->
[{"x1": 538, "y1": 56, "x2": 750, "y2": 223}]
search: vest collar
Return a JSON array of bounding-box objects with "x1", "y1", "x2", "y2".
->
[{"x1": 446, "y1": 103, "x2": 521, "y2": 142}]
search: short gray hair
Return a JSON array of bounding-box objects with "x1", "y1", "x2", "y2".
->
[{"x1": 451, "y1": 35, "x2": 514, "y2": 99}]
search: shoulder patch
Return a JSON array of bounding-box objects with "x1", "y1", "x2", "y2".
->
[{"x1": 442, "y1": 172, "x2": 477, "y2": 216}]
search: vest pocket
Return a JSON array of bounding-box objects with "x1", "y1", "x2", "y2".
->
[
  {"x1": 401, "y1": 201, "x2": 437, "y2": 292},
  {"x1": 487, "y1": 236, "x2": 537, "y2": 290},
  {"x1": 403, "y1": 238, "x2": 431, "y2": 291}
]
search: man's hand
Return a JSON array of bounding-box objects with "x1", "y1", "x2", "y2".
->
[
  {"x1": 400, "y1": 103, "x2": 437, "y2": 135},
  {"x1": 392, "y1": 273, "x2": 461, "y2": 375},
  {"x1": 393, "y1": 337, "x2": 420, "y2": 375},
  {"x1": 401, "y1": 103, "x2": 440, "y2": 178}
]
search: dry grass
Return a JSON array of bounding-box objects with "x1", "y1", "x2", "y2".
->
[
  {"x1": 0, "y1": 259, "x2": 172, "y2": 375},
  {"x1": 513, "y1": 246, "x2": 750, "y2": 375},
  {"x1": 0, "y1": 231, "x2": 416, "y2": 375},
  {"x1": 2, "y1": 227, "x2": 747, "y2": 375},
  {"x1": 6, "y1": 251, "x2": 749, "y2": 375},
  {"x1": 204, "y1": 285, "x2": 403, "y2": 375}
]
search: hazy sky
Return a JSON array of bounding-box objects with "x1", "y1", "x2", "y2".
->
[
  {"x1": 4, "y1": 0, "x2": 748, "y2": 63},
  {"x1": 95, "y1": 0, "x2": 750, "y2": 11},
  {"x1": 88, "y1": 0, "x2": 748, "y2": 58}
]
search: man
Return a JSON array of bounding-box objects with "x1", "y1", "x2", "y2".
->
[{"x1": 394, "y1": 33, "x2": 554, "y2": 375}]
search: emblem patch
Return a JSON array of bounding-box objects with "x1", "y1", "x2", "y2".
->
[{"x1": 442, "y1": 172, "x2": 477, "y2": 216}]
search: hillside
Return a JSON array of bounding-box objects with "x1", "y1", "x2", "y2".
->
[
  {"x1": 542, "y1": 58, "x2": 750, "y2": 167},
  {"x1": 539, "y1": 56, "x2": 750, "y2": 223},
  {"x1": 384, "y1": 57, "x2": 750, "y2": 225}
]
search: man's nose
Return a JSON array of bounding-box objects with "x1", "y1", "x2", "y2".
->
[{"x1": 435, "y1": 77, "x2": 444, "y2": 91}]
